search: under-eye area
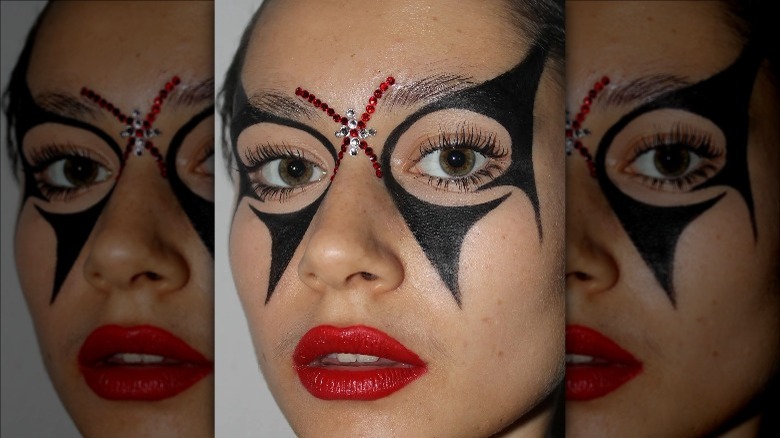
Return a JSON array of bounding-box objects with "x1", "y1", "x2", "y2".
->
[
  {"x1": 22, "y1": 123, "x2": 120, "y2": 212},
  {"x1": 236, "y1": 123, "x2": 331, "y2": 211},
  {"x1": 174, "y1": 114, "x2": 216, "y2": 201},
  {"x1": 393, "y1": 109, "x2": 512, "y2": 205},
  {"x1": 604, "y1": 109, "x2": 727, "y2": 206}
]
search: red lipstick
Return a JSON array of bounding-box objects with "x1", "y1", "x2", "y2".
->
[
  {"x1": 293, "y1": 325, "x2": 427, "y2": 400},
  {"x1": 78, "y1": 325, "x2": 212, "y2": 401},
  {"x1": 566, "y1": 325, "x2": 643, "y2": 401}
]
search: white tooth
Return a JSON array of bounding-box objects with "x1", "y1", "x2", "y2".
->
[
  {"x1": 336, "y1": 353, "x2": 357, "y2": 363},
  {"x1": 356, "y1": 354, "x2": 379, "y2": 363},
  {"x1": 122, "y1": 353, "x2": 143, "y2": 363},
  {"x1": 139, "y1": 354, "x2": 164, "y2": 364},
  {"x1": 566, "y1": 354, "x2": 594, "y2": 364},
  {"x1": 116, "y1": 353, "x2": 165, "y2": 364}
]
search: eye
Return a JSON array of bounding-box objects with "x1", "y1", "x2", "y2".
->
[
  {"x1": 194, "y1": 145, "x2": 215, "y2": 177},
  {"x1": 632, "y1": 144, "x2": 701, "y2": 178},
  {"x1": 259, "y1": 157, "x2": 325, "y2": 187},
  {"x1": 417, "y1": 147, "x2": 487, "y2": 178},
  {"x1": 34, "y1": 154, "x2": 112, "y2": 200}
]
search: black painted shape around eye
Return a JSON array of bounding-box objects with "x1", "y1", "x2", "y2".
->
[
  {"x1": 231, "y1": 84, "x2": 337, "y2": 303},
  {"x1": 595, "y1": 45, "x2": 762, "y2": 303},
  {"x1": 16, "y1": 80, "x2": 122, "y2": 303},
  {"x1": 166, "y1": 106, "x2": 215, "y2": 256},
  {"x1": 380, "y1": 44, "x2": 548, "y2": 304},
  {"x1": 36, "y1": 197, "x2": 109, "y2": 303}
]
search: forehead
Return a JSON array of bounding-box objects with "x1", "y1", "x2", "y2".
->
[
  {"x1": 566, "y1": 1, "x2": 742, "y2": 93},
  {"x1": 27, "y1": 1, "x2": 213, "y2": 108},
  {"x1": 241, "y1": 0, "x2": 526, "y2": 103}
]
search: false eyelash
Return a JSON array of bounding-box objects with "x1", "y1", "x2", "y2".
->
[
  {"x1": 242, "y1": 142, "x2": 314, "y2": 171},
  {"x1": 416, "y1": 124, "x2": 508, "y2": 192},
  {"x1": 631, "y1": 124, "x2": 723, "y2": 161}
]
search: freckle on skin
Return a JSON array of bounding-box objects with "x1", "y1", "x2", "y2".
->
[{"x1": 497, "y1": 350, "x2": 504, "y2": 357}]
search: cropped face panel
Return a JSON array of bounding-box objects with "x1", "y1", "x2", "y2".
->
[{"x1": 228, "y1": 0, "x2": 565, "y2": 436}]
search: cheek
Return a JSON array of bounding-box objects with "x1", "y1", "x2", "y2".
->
[{"x1": 14, "y1": 203, "x2": 58, "y2": 320}]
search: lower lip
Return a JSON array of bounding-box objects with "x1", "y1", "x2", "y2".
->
[
  {"x1": 78, "y1": 325, "x2": 212, "y2": 401},
  {"x1": 293, "y1": 325, "x2": 427, "y2": 401},
  {"x1": 566, "y1": 325, "x2": 643, "y2": 401}
]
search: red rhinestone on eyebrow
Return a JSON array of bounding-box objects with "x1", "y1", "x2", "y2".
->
[
  {"x1": 81, "y1": 75, "x2": 183, "y2": 178},
  {"x1": 565, "y1": 75, "x2": 610, "y2": 178},
  {"x1": 294, "y1": 76, "x2": 396, "y2": 179}
]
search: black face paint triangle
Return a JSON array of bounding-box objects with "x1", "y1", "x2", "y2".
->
[
  {"x1": 381, "y1": 44, "x2": 548, "y2": 304},
  {"x1": 595, "y1": 45, "x2": 763, "y2": 303}
]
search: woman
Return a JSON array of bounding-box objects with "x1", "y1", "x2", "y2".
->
[
  {"x1": 2, "y1": 2, "x2": 215, "y2": 436},
  {"x1": 565, "y1": 1, "x2": 779, "y2": 437},
  {"x1": 220, "y1": 0, "x2": 565, "y2": 436}
]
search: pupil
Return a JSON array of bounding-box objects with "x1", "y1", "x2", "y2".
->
[
  {"x1": 63, "y1": 157, "x2": 98, "y2": 185},
  {"x1": 286, "y1": 159, "x2": 306, "y2": 178},
  {"x1": 446, "y1": 150, "x2": 466, "y2": 168},
  {"x1": 654, "y1": 145, "x2": 690, "y2": 177},
  {"x1": 279, "y1": 158, "x2": 314, "y2": 186}
]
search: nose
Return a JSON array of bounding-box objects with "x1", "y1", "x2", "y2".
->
[
  {"x1": 83, "y1": 162, "x2": 189, "y2": 293},
  {"x1": 297, "y1": 168, "x2": 404, "y2": 295},
  {"x1": 565, "y1": 164, "x2": 619, "y2": 296}
]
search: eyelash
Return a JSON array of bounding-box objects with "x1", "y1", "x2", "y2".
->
[
  {"x1": 242, "y1": 143, "x2": 322, "y2": 202},
  {"x1": 627, "y1": 125, "x2": 724, "y2": 192},
  {"x1": 27, "y1": 143, "x2": 111, "y2": 201},
  {"x1": 415, "y1": 126, "x2": 508, "y2": 192}
]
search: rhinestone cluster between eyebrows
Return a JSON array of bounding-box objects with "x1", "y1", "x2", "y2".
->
[
  {"x1": 566, "y1": 75, "x2": 610, "y2": 178},
  {"x1": 295, "y1": 76, "x2": 395, "y2": 180},
  {"x1": 81, "y1": 75, "x2": 181, "y2": 177}
]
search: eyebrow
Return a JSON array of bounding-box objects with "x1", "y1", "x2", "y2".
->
[
  {"x1": 35, "y1": 77, "x2": 215, "y2": 121},
  {"x1": 597, "y1": 74, "x2": 692, "y2": 108},
  {"x1": 245, "y1": 72, "x2": 478, "y2": 123}
]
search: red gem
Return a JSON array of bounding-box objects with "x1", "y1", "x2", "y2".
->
[
  {"x1": 135, "y1": 129, "x2": 144, "y2": 137},
  {"x1": 106, "y1": 103, "x2": 114, "y2": 112},
  {"x1": 321, "y1": 102, "x2": 328, "y2": 110},
  {"x1": 373, "y1": 162, "x2": 381, "y2": 170},
  {"x1": 583, "y1": 97, "x2": 592, "y2": 105},
  {"x1": 341, "y1": 145, "x2": 347, "y2": 152},
  {"x1": 143, "y1": 120, "x2": 151, "y2": 128},
  {"x1": 295, "y1": 87, "x2": 302, "y2": 96},
  {"x1": 112, "y1": 108, "x2": 120, "y2": 116},
  {"x1": 333, "y1": 114, "x2": 341, "y2": 122},
  {"x1": 314, "y1": 99, "x2": 321, "y2": 107},
  {"x1": 369, "y1": 155, "x2": 377, "y2": 162},
  {"x1": 154, "y1": 97, "x2": 162, "y2": 106},
  {"x1": 342, "y1": 138, "x2": 350, "y2": 146},
  {"x1": 172, "y1": 76, "x2": 181, "y2": 85},
  {"x1": 99, "y1": 99, "x2": 107, "y2": 108},
  {"x1": 581, "y1": 106, "x2": 590, "y2": 115},
  {"x1": 119, "y1": 115, "x2": 126, "y2": 122},
  {"x1": 350, "y1": 129, "x2": 358, "y2": 137},
  {"x1": 327, "y1": 108, "x2": 335, "y2": 116},
  {"x1": 308, "y1": 94, "x2": 315, "y2": 102},
  {"x1": 375, "y1": 169, "x2": 383, "y2": 178},
  {"x1": 357, "y1": 120, "x2": 366, "y2": 129},
  {"x1": 365, "y1": 147, "x2": 374, "y2": 155},
  {"x1": 361, "y1": 113, "x2": 370, "y2": 121},
  {"x1": 165, "y1": 82, "x2": 174, "y2": 92},
  {"x1": 87, "y1": 90, "x2": 95, "y2": 98},
  {"x1": 160, "y1": 90, "x2": 168, "y2": 98},
  {"x1": 330, "y1": 175, "x2": 335, "y2": 182},
  {"x1": 81, "y1": 87, "x2": 87, "y2": 96},
  {"x1": 601, "y1": 76, "x2": 610, "y2": 85},
  {"x1": 341, "y1": 117, "x2": 348, "y2": 125},
  {"x1": 379, "y1": 82, "x2": 388, "y2": 92},
  {"x1": 359, "y1": 141, "x2": 367, "y2": 149},
  {"x1": 594, "y1": 82, "x2": 603, "y2": 92},
  {"x1": 572, "y1": 120, "x2": 581, "y2": 129},
  {"x1": 338, "y1": 151, "x2": 344, "y2": 159},
  {"x1": 366, "y1": 105, "x2": 375, "y2": 114},
  {"x1": 588, "y1": 90, "x2": 597, "y2": 98},
  {"x1": 302, "y1": 90, "x2": 310, "y2": 98},
  {"x1": 386, "y1": 77, "x2": 395, "y2": 85},
  {"x1": 576, "y1": 113, "x2": 585, "y2": 123},
  {"x1": 368, "y1": 96, "x2": 377, "y2": 105},
  {"x1": 574, "y1": 141, "x2": 582, "y2": 149},
  {"x1": 147, "y1": 113, "x2": 156, "y2": 122},
  {"x1": 373, "y1": 90, "x2": 382, "y2": 99},
  {"x1": 565, "y1": 129, "x2": 573, "y2": 137},
  {"x1": 151, "y1": 104, "x2": 161, "y2": 114}
]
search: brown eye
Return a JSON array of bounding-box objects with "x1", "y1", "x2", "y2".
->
[
  {"x1": 437, "y1": 148, "x2": 477, "y2": 177},
  {"x1": 279, "y1": 158, "x2": 314, "y2": 185},
  {"x1": 44, "y1": 156, "x2": 111, "y2": 188},
  {"x1": 653, "y1": 145, "x2": 691, "y2": 177}
]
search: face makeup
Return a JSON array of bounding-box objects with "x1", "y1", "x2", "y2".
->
[
  {"x1": 565, "y1": 325, "x2": 642, "y2": 401},
  {"x1": 78, "y1": 325, "x2": 212, "y2": 401},
  {"x1": 293, "y1": 325, "x2": 427, "y2": 401}
]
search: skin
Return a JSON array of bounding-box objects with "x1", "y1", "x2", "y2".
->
[
  {"x1": 566, "y1": 2, "x2": 780, "y2": 437},
  {"x1": 14, "y1": 2, "x2": 214, "y2": 437},
  {"x1": 229, "y1": 0, "x2": 564, "y2": 437}
]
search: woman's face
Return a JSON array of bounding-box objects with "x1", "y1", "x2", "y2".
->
[
  {"x1": 14, "y1": 2, "x2": 214, "y2": 437},
  {"x1": 566, "y1": 2, "x2": 780, "y2": 437},
  {"x1": 229, "y1": 0, "x2": 564, "y2": 436}
]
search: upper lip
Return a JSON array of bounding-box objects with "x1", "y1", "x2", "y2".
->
[
  {"x1": 566, "y1": 324, "x2": 641, "y2": 365},
  {"x1": 78, "y1": 325, "x2": 211, "y2": 367},
  {"x1": 293, "y1": 325, "x2": 426, "y2": 368}
]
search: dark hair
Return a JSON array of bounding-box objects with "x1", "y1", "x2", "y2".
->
[
  {"x1": 217, "y1": 0, "x2": 565, "y2": 173},
  {"x1": 2, "y1": 2, "x2": 53, "y2": 180}
]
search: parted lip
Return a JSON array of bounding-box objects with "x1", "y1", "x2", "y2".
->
[
  {"x1": 293, "y1": 325, "x2": 427, "y2": 400},
  {"x1": 565, "y1": 324, "x2": 643, "y2": 401},
  {"x1": 78, "y1": 325, "x2": 212, "y2": 400}
]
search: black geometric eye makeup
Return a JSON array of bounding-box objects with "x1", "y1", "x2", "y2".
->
[
  {"x1": 232, "y1": 43, "x2": 548, "y2": 305},
  {"x1": 585, "y1": 44, "x2": 763, "y2": 303}
]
